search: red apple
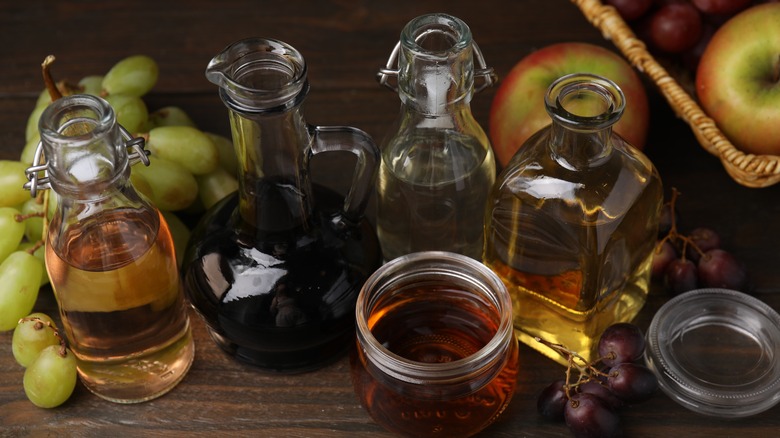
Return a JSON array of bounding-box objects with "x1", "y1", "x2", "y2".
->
[
  {"x1": 696, "y1": 3, "x2": 780, "y2": 156},
  {"x1": 489, "y1": 42, "x2": 650, "y2": 167}
]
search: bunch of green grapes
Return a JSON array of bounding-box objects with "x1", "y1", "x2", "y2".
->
[
  {"x1": 11, "y1": 313, "x2": 77, "y2": 408},
  {"x1": 2, "y1": 54, "x2": 239, "y2": 331},
  {"x1": 1, "y1": 54, "x2": 241, "y2": 407}
]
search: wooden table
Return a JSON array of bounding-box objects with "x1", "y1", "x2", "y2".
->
[{"x1": 2, "y1": 1, "x2": 779, "y2": 436}]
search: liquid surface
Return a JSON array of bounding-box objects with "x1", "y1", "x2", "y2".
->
[
  {"x1": 46, "y1": 209, "x2": 194, "y2": 403},
  {"x1": 351, "y1": 286, "x2": 517, "y2": 438},
  {"x1": 376, "y1": 129, "x2": 494, "y2": 261},
  {"x1": 484, "y1": 140, "x2": 662, "y2": 363},
  {"x1": 183, "y1": 183, "x2": 382, "y2": 372}
]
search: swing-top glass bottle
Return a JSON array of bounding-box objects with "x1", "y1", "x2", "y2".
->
[
  {"x1": 26, "y1": 94, "x2": 194, "y2": 403},
  {"x1": 375, "y1": 13, "x2": 497, "y2": 261}
]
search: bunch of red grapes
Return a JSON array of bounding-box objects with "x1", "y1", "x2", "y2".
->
[
  {"x1": 605, "y1": 0, "x2": 776, "y2": 70},
  {"x1": 651, "y1": 189, "x2": 747, "y2": 294},
  {"x1": 536, "y1": 323, "x2": 657, "y2": 438}
]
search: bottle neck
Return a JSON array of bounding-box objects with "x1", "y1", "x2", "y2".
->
[
  {"x1": 397, "y1": 47, "x2": 474, "y2": 117},
  {"x1": 548, "y1": 120, "x2": 613, "y2": 170},
  {"x1": 544, "y1": 73, "x2": 626, "y2": 170},
  {"x1": 40, "y1": 95, "x2": 134, "y2": 200},
  {"x1": 396, "y1": 14, "x2": 475, "y2": 117},
  {"x1": 229, "y1": 100, "x2": 314, "y2": 232}
]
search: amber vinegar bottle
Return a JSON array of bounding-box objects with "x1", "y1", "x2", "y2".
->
[
  {"x1": 29, "y1": 94, "x2": 194, "y2": 403},
  {"x1": 483, "y1": 73, "x2": 663, "y2": 364}
]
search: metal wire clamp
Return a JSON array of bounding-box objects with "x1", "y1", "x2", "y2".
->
[
  {"x1": 376, "y1": 39, "x2": 497, "y2": 93},
  {"x1": 24, "y1": 120, "x2": 150, "y2": 198}
]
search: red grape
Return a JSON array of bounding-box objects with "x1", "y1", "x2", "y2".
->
[
  {"x1": 607, "y1": 363, "x2": 659, "y2": 403},
  {"x1": 598, "y1": 323, "x2": 646, "y2": 367},
  {"x1": 691, "y1": 0, "x2": 752, "y2": 15},
  {"x1": 697, "y1": 248, "x2": 747, "y2": 290},
  {"x1": 652, "y1": 240, "x2": 678, "y2": 278},
  {"x1": 649, "y1": 2, "x2": 704, "y2": 53},
  {"x1": 578, "y1": 380, "x2": 625, "y2": 410},
  {"x1": 564, "y1": 393, "x2": 622, "y2": 438},
  {"x1": 537, "y1": 379, "x2": 568, "y2": 421},
  {"x1": 605, "y1": 0, "x2": 654, "y2": 21},
  {"x1": 686, "y1": 226, "x2": 722, "y2": 262},
  {"x1": 664, "y1": 258, "x2": 699, "y2": 294}
]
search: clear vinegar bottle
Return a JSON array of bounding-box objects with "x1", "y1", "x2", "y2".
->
[
  {"x1": 375, "y1": 13, "x2": 497, "y2": 261},
  {"x1": 482, "y1": 73, "x2": 663, "y2": 364}
]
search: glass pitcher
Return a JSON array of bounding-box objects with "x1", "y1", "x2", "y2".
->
[{"x1": 182, "y1": 37, "x2": 383, "y2": 373}]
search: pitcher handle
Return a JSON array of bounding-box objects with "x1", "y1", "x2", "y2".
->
[{"x1": 308, "y1": 125, "x2": 379, "y2": 229}]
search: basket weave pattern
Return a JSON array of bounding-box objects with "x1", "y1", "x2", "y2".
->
[{"x1": 572, "y1": 0, "x2": 780, "y2": 188}]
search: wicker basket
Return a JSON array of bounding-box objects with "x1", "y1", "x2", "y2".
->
[{"x1": 572, "y1": 0, "x2": 780, "y2": 188}]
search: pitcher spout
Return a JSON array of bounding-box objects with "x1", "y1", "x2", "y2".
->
[{"x1": 206, "y1": 37, "x2": 309, "y2": 114}]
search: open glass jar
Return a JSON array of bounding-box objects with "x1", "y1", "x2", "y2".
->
[{"x1": 350, "y1": 252, "x2": 518, "y2": 438}]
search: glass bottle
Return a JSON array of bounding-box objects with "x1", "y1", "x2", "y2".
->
[
  {"x1": 483, "y1": 73, "x2": 663, "y2": 365},
  {"x1": 182, "y1": 38, "x2": 382, "y2": 373},
  {"x1": 350, "y1": 251, "x2": 518, "y2": 438},
  {"x1": 26, "y1": 94, "x2": 194, "y2": 403},
  {"x1": 375, "y1": 13, "x2": 496, "y2": 261}
]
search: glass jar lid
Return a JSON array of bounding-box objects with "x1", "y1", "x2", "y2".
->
[{"x1": 645, "y1": 288, "x2": 780, "y2": 418}]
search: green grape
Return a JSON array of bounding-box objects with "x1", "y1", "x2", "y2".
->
[
  {"x1": 130, "y1": 156, "x2": 198, "y2": 211},
  {"x1": 23, "y1": 344, "x2": 78, "y2": 408},
  {"x1": 12, "y1": 313, "x2": 59, "y2": 368},
  {"x1": 25, "y1": 105, "x2": 47, "y2": 143},
  {"x1": 147, "y1": 126, "x2": 219, "y2": 175},
  {"x1": 16, "y1": 241, "x2": 49, "y2": 287},
  {"x1": 78, "y1": 75, "x2": 104, "y2": 96},
  {"x1": 34, "y1": 88, "x2": 53, "y2": 109},
  {"x1": 20, "y1": 133, "x2": 41, "y2": 166},
  {"x1": 206, "y1": 132, "x2": 238, "y2": 177},
  {"x1": 147, "y1": 106, "x2": 197, "y2": 130},
  {"x1": 161, "y1": 211, "x2": 190, "y2": 268},
  {"x1": 0, "y1": 207, "x2": 26, "y2": 263},
  {"x1": 0, "y1": 160, "x2": 33, "y2": 208},
  {"x1": 0, "y1": 251, "x2": 43, "y2": 331},
  {"x1": 102, "y1": 55, "x2": 158, "y2": 97},
  {"x1": 104, "y1": 94, "x2": 148, "y2": 134},
  {"x1": 197, "y1": 167, "x2": 239, "y2": 209},
  {"x1": 20, "y1": 197, "x2": 46, "y2": 242}
]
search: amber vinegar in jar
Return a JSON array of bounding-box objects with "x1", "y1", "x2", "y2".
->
[{"x1": 351, "y1": 252, "x2": 518, "y2": 438}]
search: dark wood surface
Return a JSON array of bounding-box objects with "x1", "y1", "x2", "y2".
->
[{"x1": 2, "y1": 1, "x2": 780, "y2": 437}]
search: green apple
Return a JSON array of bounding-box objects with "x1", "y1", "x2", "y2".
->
[
  {"x1": 489, "y1": 42, "x2": 650, "y2": 167},
  {"x1": 695, "y1": 2, "x2": 780, "y2": 156}
]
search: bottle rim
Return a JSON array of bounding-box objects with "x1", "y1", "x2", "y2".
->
[
  {"x1": 544, "y1": 72, "x2": 625, "y2": 131},
  {"x1": 400, "y1": 13, "x2": 472, "y2": 58},
  {"x1": 206, "y1": 37, "x2": 309, "y2": 114},
  {"x1": 39, "y1": 93, "x2": 115, "y2": 145},
  {"x1": 355, "y1": 251, "x2": 514, "y2": 390}
]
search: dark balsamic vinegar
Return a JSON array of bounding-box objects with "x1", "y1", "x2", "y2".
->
[{"x1": 183, "y1": 181, "x2": 381, "y2": 372}]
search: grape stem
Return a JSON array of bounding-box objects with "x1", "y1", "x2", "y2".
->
[
  {"x1": 655, "y1": 187, "x2": 705, "y2": 261},
  {"x1": 534, "y1": 336, "x2": 609, "y2": 400},
  {"x1": 42, "y1": 55, "x2": 62, "y2": 101}
]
